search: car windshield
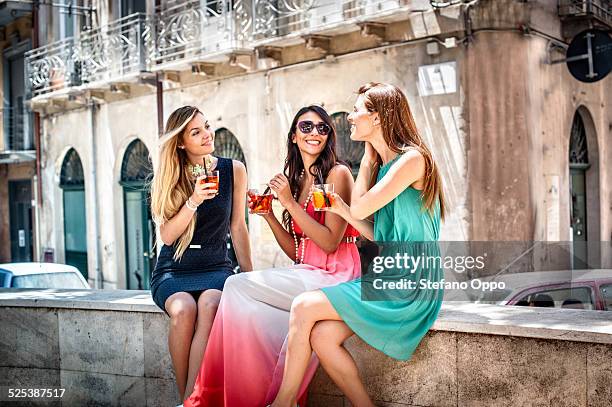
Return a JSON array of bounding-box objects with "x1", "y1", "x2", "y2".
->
[{"x1": 11, "y1": 272, "x2": 88, "y2": 289}]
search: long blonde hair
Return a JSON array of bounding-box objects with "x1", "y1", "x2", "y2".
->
[
  {"x1": 150, "y1": 106, "x2": 203, "y2": 260},
  {"x1": 358, "y1": 82, "x2": 446, "y2": 220}
]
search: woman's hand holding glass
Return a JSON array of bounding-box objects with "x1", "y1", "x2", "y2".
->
[
  {"x1": 325, "y1": 192, "x2": 350, "y2": 220},
  {"x1": 191, "y1": 175, "x2": 218, "y2": 205}
]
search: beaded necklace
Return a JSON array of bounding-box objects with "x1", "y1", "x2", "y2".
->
[{"x1": 291, "y1": 169, "x2": 313, "y2": 264}]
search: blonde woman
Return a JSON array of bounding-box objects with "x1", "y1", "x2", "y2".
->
[{"x1": 150, "y1": 106, "x2": 253, "y2": 402}]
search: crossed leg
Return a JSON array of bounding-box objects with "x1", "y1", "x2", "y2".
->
[{"x1": 270, "y1": 290, "x2": 374, "y2": 407}]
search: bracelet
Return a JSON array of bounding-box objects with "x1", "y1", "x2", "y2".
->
[{"x1": 186, "y1": 197, "x2": 199, "y2": 211}]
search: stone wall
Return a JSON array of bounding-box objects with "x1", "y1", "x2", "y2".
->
[{"x1": 1, "y1": 288, "x2": 611, "y2": 406}]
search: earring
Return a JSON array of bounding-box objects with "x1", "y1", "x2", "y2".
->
[{"x1": 178, "y1": 145, "x2": 185, "y2": 149}]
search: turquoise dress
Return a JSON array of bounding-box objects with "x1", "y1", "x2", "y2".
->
[{"x1": 321, "y1": 155, "x2": 443, "y2": 360}]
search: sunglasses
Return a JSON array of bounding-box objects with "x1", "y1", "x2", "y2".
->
[{"x1": 297, "y1": 120, "x2": 331, "y2": 136}]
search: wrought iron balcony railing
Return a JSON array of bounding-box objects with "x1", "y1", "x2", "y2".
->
[
  {"x1": 558, "y1": 0, "x2": 612, "y2": 26},
  {"x1": 1, "y1": 107, "x2": 34, "y2": 152},
  {"x1": 151, "y1": 0, "x2": 253, "y2": 69},
  {"x1": 25, "y1": 1, "x2": 415, "y2": 99},
  {"x1": 75, "y1": 13, "x2": 152, "y2": 84},
  {"x1": 250, "y1": 0, "x2": 407, "y2": 40},
  {"x1": 25, "y1": 37, "x2": 77, "y2": 98}
]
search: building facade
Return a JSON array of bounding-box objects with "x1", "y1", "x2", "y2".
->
[
  {"x1": 8, "y1": 0, "x2": 611, "y2": 288},
  {"x1": 0, "y1": 2, "x2": 37, "y2": 264}
]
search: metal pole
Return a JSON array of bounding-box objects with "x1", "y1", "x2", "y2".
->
[
  {"x1": 32, "y1": 0, "x2": 43, "y2": 261},
  {"x1": 156, "y1": 72, "x2": 164, "y2": 137},
  {"x1": 89, "y1": 100, "x2": 102, "y2": 288}
]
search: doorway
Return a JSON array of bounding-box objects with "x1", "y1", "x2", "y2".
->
[{"x1": 120, "y1": 139, "x2": 155, "y2": 289}]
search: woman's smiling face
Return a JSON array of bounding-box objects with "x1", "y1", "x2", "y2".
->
[
  {"x1": 181, "y1": 112, "x2": 215, "y2": 156},
  {"x1": 292, "y1": 111, "x2": 329, "y2": 156}
]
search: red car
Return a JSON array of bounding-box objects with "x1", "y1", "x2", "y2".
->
[{"x1": 464, "y1": 269, "x2": 612, "y2": 311}]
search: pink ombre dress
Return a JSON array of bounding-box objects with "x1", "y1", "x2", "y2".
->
[{"x1": 184, "y1": 201, "x2": 361, "y2": 407}]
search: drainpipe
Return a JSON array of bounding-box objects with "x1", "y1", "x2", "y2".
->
[
  {"x1": 89, "y1": 99, "x2": 102, "y2": 289},
  {"x1": 32, "y1": 0, "x2": 42, "y2": 260},
  {"x1": 155, "y1": 0, "x2": 163, "y2": 137},
  {"x1": 156, "y1": 73, "x2": 163, "y2": 136}
]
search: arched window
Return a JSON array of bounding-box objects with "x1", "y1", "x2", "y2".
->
[
  {"x1": 60, "y1": 148, "x2": 85, "y2": 188},
  {"x1": 332, "y1": 112, "x2": 363, "y2": 176},
  {"x1": 121, "y1": 139, "x2": 153, "y2": 184},
  {"x1": 60, "y1": 148, "x2": 88, "y2": 279},
  {"x1": 120, "y1": 139, "x2": 155, "y2": 290},
  {"x1": 214, "y1": 127, "x2": 247, "y2": 272},
  {"x1": 569, "y1": 113, "x2": 589, "y2": 166},
  {"x1": 568, "y1": 109, "x2": 599, "y2": 269},
  {"x1": 215, "y1": 128, "x2": 247, "y2": 167}
]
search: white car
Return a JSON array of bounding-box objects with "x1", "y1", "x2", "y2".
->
[{"x1": 0, "y1": 262, "x2": 90, "y2": 289}]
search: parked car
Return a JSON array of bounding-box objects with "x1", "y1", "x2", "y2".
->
[
  {"x1": 0, "y1": 262, "x2": 90, "y2": 289},
  {"x1": 464, "y1": 269, "x2": 612, "y2": 311}
]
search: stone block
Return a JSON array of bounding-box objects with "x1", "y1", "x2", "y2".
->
[
  {"x1": 145, "y1": 377, "x2": 181, "y2": 407},
  {"x1": 143, "y1": 313, "x2": 174, "y2": 379},
  {"x1": 309, "y1": 331, "x2": 456, "y2": 406},
  {"x1": 0, "y1": 307, "x2": 59, "y2": 369},
  {"x1": 348, "y1": 331, "x2": 456, "y2": 406},
  {"x1": 0, "y1": 367, "x2": 60, "y2": 407},
  {"x1": 587, "y1": 343, "x2": 612, "y2": 407},
  {"x1": 306, "y1": 392, "x2": 344, "y2": 407},
  {"x1": 60, "y1": 370, "x2": 145, "y2": 406},
  {"x1": 457, "y1": 333, "x2": 587, "y2": 407},
  {"x1": 59, "y1": 309, "x2": 144, "y2": 376}
]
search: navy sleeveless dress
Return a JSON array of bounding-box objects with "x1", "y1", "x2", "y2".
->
[{"x1": 150, "y1": 157, "x2": 235, "y2": 313}]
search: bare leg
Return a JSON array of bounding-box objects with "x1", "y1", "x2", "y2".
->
[
  {"x1": 271, "y1": 291, "x2": 341, "y2": 407},
  {"x1": 184, "y1": 289, "x2": 222, "y2": 399},
  {"x1": 165, "y1": 292, "x2": 197, "y2": 401},
  {"x1": 311, "y1": 321, "x2": 375, "y2": 407}
]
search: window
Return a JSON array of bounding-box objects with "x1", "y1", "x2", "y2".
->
[{"x1": 515, "y1": 286, "x2": 594, "y2": 310}]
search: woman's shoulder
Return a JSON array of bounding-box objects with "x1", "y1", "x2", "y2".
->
[
  {"x1": 215, "y1": 156, "x2": 245, "y2": 171},
  {"x1": 392, "y1": 148, "x2": 425, "y2": 171},
  {"x1": 229, "y1": 158, "x2": 246, "y2": 173},
  {"x1": 327, "y1": 163, "x2": 353, "y2": 182}
]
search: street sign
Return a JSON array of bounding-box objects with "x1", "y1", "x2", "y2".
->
[{"x1": 566, "y1": 29, "x2": 612, "y2": 83}]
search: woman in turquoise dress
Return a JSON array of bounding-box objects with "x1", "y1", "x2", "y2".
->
[{"x1": 269, "y1": 82, "x2": 446, "y2": 407}]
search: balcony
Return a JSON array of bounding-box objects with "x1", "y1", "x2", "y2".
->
[
  {"x1": 74, "y1": 13, "x2": 151, "y2": 86},
  {"x1": 0, "y1": 107, "x2": 35, "y2": 164},
  {"x1": 25, "y1": 37, "x2": 78, "y2": 99},
  {"x1": 251, "y1": 0, "x2": 413, "y2": 44},
  {"x1": 25, "y1": 13, "x2": 152, "y2": 105},
  {"x1": 25, "y1": 0, "x2": 422, "y2": 101},
  {"x1": 558, "y1": 0, "x2": 612, "y2": 37},
  {"x1": 151, "y1": 0, "x2": 252, "y2": 71}
]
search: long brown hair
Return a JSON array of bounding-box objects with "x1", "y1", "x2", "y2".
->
[
  {"x1": 358, "y1": 82, "x2": 446, "y2": 220},
  {"x1": 150, "y1": 106, "x2": 203, "y2": 260},
  {"x1": 282, "y1": 105, "x2": 346, "y2": 229}
]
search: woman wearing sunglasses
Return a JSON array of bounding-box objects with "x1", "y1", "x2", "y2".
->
[
  {"x1": 183, "y1": 105, "x2": 361, "y2": 407},
  {"x1": 269, "y1": 83, "x2": 446, "y2": 407}
]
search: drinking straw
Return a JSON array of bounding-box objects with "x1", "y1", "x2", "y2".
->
[
  {"x1": 255, "y1": 184, "x2": 272, "y2": 207},
  {"x1": 316, "y1": 169, "x2": 331, "y2": 207},
  {"x1": 203, "y1": 157, "x2": 209, "y2": 177}
]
